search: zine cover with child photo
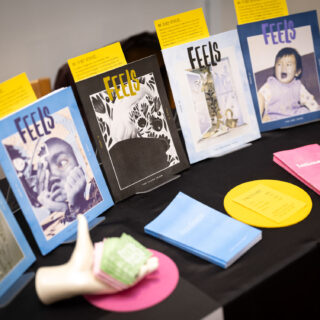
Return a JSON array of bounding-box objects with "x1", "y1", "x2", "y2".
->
[{"x1": 238, "y1": 10, "x2": 320, "y2": 132}]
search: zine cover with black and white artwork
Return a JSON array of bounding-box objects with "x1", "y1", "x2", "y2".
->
[
  {"x1": 76, "y1": 55, "x2": 189, "y2": 202},
  {"x1": 0, "y1": 87, "x2": 113, "y2": 255}
]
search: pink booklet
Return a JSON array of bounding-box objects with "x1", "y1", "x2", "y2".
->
[{"x1": 273, "y1": 144, "x2": 320, "y2": 195}]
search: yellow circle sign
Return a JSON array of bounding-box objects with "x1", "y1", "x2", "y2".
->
[{"x1": 224, "y1": 180, "x2": 312, "y2": 228}]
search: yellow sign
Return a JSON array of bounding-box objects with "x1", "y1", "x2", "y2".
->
[
  {"x1": 68, "y1": 42, "x2": 127, "y2": 82},
  {"x1": 154, "y1": 8, "x2": 210, "y2": 50},
  {"x1": 0, "y1": 73, "x2": 37, "y2": 119},
  {"x1": 224, "y1": 180, "x2": 312, "y2": 228},
  {"x1": 234, "y1": 0, "x2": 288, "y2": 25},
  {"x1": 232, "y1": 184, "x2": 306, "y2": 223}
]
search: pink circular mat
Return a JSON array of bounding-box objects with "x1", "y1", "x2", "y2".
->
[{"x1": 84, "y1": 249, "x2": 179, "y2": 312}]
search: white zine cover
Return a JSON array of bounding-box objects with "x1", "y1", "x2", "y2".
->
[
  {"x1": 162, "y1": 30, "x2": 260, "y2": 164},
  {"x1": 0, "y1": 191, "x2": 35, "y2": 300},
  {"x1": 0, "y1": 87, "x2": 114, "y2": 255}
]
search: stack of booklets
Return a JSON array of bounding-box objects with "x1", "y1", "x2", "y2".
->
[
  {"x1": 273, "y1": 144, "x2": 320, "y2": 195},
  {"x1": 93, "y1": 233, "x2": 152, "y2": 289},
  {"x1": 144, "y1": 192, "x2": 262, "y2": 268}
]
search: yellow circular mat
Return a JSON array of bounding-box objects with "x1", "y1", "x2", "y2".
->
[{"x1": 224, "y1": 180, "x2": 312, "y2": 228}]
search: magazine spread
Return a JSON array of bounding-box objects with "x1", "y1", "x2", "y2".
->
[
  {"x1": 76, "y1": 55, "x2": 189, "y2": 202},
  {"x1": 0, "y1": 87, "x2": 114, "y2": 255},
  {"x1": 162, "y1": 29, "x2": 260, "y2": 164},
  {"x1": 238, "y1": 10, "x2": 320, "y2": 131}
]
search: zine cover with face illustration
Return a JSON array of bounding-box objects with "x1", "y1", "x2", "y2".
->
[
  {"x1": 162, "y1": 30, "x2": 260, "y2": 164},
  {"x1": 0, "y1": 190, "x2": 35, "y2": 300},
  {"x1": 238, "y1": 10, "x2": 320, "y2": 132},
  {"x1": 0, "y1": 87, "x2": 114, "y2": 255},
  {"x1": 76, "y1": 55, "x2": 189, "y2": 202}
]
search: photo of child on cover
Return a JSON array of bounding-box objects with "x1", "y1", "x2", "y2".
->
[
  {"x1": 247, "y1": 25, "x2": 320, "y2": 123},
  {"x1": 185, "y1": 56, "x2": 246, "y2": 142},
  {"x1": 3, "y1": 107, "x2": 103, "y2": 240}
]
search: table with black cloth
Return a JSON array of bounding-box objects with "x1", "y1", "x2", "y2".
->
[{"x1": 1, "y1": 121, "x2": 320, "y2": 320}]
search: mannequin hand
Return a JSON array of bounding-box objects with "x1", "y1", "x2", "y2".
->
[{"x1": 35, "y1": 215, "x2": 158, "y2": 304}]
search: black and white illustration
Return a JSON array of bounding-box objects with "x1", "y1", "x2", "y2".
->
[
  {"x1": 89, "y1": 72, "x2": 180, "y2": 190},
  {"x1": 0, "y1": 208, "x2": 24, "y2": 282},
  {"x1": 3, "y1": 107, "x2": 103, "y2": 240},
  {"x1": 185, "y1": 57, "x2": 246, "y2": 142}
]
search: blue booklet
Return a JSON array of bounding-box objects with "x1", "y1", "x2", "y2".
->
[
  {"x1": 0, "y1": 87, "x2": 114, "y2": 255},
  {"x1": 238, "y1": 10, "x2": 320, "y2": 132},
  {"x1": 144, "y1": 192, "x2": 262, "y2": 268},
  {"x1": 162, "y1": 30, "x2": 260, "y2": 164},
  {"x1": 0, "y1": 191, "x2": 35, "y2": 300}
]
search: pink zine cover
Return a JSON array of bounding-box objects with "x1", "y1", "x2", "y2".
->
[{"x1": 273, "y1": 144, "x2": 320, "y2": 195}]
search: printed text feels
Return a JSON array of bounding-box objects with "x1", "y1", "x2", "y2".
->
[
  {"x1": 262, "y1": 19, "x2": 296, "y2": 45},
  {"x1": 14, "y1": 106, "x2": 54, "y2": 144},
  {"x1": 103, "y1": 69, "x2": 140, "y2": 101},
  {"x1": 187, "y1": 42, "x2": 221, "y2": 70}
]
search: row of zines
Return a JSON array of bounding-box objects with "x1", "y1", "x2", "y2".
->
[{"x1": 1, "y1": 10, "x2": 320, "y2": 256}]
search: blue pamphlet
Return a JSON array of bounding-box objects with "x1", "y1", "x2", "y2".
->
[
  {"x1": 0, "y1": 87, "x2": 114, "y2": 255},
  {"x1": 0, "y1": 191, "x2": 35, "y2": 301},
  {"x1": 144, "y1": 192, "x2": 262, "y2": 268},
  {"x1": 238, "y1": 11, "x2": 320, "y2": 131}
]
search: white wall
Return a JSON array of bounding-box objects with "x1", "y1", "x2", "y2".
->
[{"x1": 0, "y1": 0, "x2": 319, "y2": 85}]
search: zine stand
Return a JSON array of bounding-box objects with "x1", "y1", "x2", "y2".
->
[
  {"x1": 136, "y1": 174, "x2": 181, "y2": 194},
  {"x1": 63, "y1": 216, "x2": 106, "y2": 244},
  {"x1": 209, "y1": 142, "x2": 252, "y2": 158},
  {"x1": 0, "y1": 272, "x2": 34, "y2": 308}
]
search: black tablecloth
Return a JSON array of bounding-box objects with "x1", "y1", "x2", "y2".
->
[{"x1": 2, "y1": 121, "x2": 320, "y2": 319}]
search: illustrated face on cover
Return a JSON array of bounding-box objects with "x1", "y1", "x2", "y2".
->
[
  {"x1": 185, "y1": 56, "x2": 246, "y2": 142},
  {"x1": 3, "y1": 107, "x2": 103, "y2": 240},
  {"x1": 89, "y1": 72, "x2": 180, "y2": 190},
  {"x1": 0, "y1": 208, "x2": 24, "y2": 281},
  {"x1": 247, "y1": 23, "x2": 320, "y2": 123}
]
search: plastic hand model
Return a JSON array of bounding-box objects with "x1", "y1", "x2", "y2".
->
[{"x1": 35, "y1": 215, "x2": 159, "y2": 304}]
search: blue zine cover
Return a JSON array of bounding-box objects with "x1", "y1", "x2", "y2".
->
[
  {"x1": 0, "y1": 87, "x2": 114, "y2": 255},
  {"x1": 144, "y1": 192, "x2": 262, "y2": 268},
  {"x1": 162, "y1": 30, "x2": 260, "y2": 164},
  {"x1": 0, "y1": 191, "x2": 35, "y2": 299},
  {"x1": 238, "y1": 11, "x2": 320, "y2": 132}
]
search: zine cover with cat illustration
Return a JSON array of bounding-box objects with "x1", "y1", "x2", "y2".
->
[
  {"x1": 76, "y1": 55, "x2": 189, "y2": 202},
  {"x1": 162, "y1": 29, "x2": 260, "y2": 164},
  {"x1": 0, "y1": 87, "x2": 114, "y2": 255},
  {"x1": 238, "y1": 11, "x2": 320, "y2": 132},
  {"x1": 0, "y1": 191, "x2": 35, "y2": 300}
]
